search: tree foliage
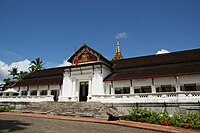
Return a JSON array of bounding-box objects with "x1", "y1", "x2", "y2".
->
[
  {"x1": 29, "y1": 58, "x2": 44, "y2": 73},
  {"x1": 3, "y1": 58, "x2": 45, "y2": 84}
]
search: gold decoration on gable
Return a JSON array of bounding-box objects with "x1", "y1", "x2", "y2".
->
[{"x1": 78, "y1": 51, "x2": 97, "y2": 63}]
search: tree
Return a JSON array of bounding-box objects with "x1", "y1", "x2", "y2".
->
[
  {"x1": 3, "y1": 58, "x2": 45, "y2": 84},
  {"x1": 16, "y1": 71, "x2": 29, "y2": 81},
  {"x1": 8, "y1": 67, "x2": 18, "y2": 79},
  {"x1": 3, "y1": 78, "x2": 12, "y2": 84},
  {"x1": 29, "y1": 58, "x2": 44, "y2": 73}
]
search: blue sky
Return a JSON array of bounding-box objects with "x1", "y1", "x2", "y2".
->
[{"x1": 0, "y1": 0, "x2": 200, "y2": 68}]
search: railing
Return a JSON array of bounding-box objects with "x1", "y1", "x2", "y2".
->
[
  {"x1": 0, "y1": 95, "x2": 54, "y2": 102},
  {"x1": 92, "y1": 91, "x2": 200, "y2": 103}
]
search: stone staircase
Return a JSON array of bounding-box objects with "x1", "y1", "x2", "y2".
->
[{"x1": 15, "y1": 102, "x2": 124, "y2": 118}]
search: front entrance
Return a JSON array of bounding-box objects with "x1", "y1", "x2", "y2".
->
[
  {"x1": 51, "y1": 90, "x2": 59, "y2": 101},
  {"x1": 79, "y1": 82, "x2": 88, "y2": 101}
]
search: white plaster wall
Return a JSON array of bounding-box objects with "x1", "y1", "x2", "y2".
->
[
  {"x1": 92, "y1": 71, "x2": 104, "y2": 95},
  {"x1": 104, "y1": 82, "x2": 111, "y2": 94},
  {"x1": 49, "y1": 85, "x2": 60, "y2": 90},
  {"x1": 113, "y1": 80, "x2": 130, "y2": 88},
  {"x1": 102, "y1": 66, "x2": 111, "y2": 79},
  {"x1": 132, "y1": 79, "x2": 152, "y2": 87},
  {"x1": 60, "y1": 72, "x2": 72, "y2": 100},
  {"x1": 19, "y1": 86, "x2": 28, "y2": 91},
  {"x1": 38, "y1": 86, "x2": 48, "y2": 90},
  {"x1": 29, "y1": 86, "x2": 37, "y2": 90},
  {"x1": 179, "y1": 74, "x2": 200, "y2": 84},
  {"x1": 154, "y1": 77, "x2": 176, "y2": 86}
]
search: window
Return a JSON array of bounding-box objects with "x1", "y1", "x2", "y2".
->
[
  {"x1": 40, "y1": 90, "x2": 47, "y2": 95},
  {"x1": 141, "y1": 86, "x2": 151, "y2": 93},
  {"x1": 134, "y1": 88, "x2": 140, "y2": 93},
  {"x1": 156, "y1": 85, "x2": 175, "y2": 92},
  {"x1": 0, "y1": 93, "x2": 3, "y2": 96},
  {"x1": 115, "y1": 87, "x2": 130, "y2": 94},
  {"x1": 13, "y1": 93, "x2": 19, "y2": 96},
  {"x1": 182, "y1": 84, "x2": 196, "y2": 91},
  {"x1": 30, "y1": 90, "x2": 37, "y2": 96},
  {"x1": 21, "y1": 91, "x2": 27, "y2": 96},
  {"x1": 134, "y1": 86, "x2": 151, "y2": 93}
]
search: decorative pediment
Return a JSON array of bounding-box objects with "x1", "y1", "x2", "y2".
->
[
  {"x1": 67, "y1": 44, "x2": 113, "y2": 66},
  {"x1": 78, "y1": 50, "x2": 97, "y2": 63}
]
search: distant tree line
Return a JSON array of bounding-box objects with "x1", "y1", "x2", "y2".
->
[{"x1": 3, "y1": 58, "x2": 44, "y2": 84}]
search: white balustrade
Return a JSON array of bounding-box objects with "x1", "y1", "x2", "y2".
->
[
  {"x1": 0, "y1": 95, "x2": 54, "y2": 102},
  {"x1": 92, "y1": 91, "x2": 200, "y2": 103}
]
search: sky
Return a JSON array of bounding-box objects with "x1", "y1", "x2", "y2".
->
[{"x1": 0, "y1": 0, "x2": 200, "y2": 83}]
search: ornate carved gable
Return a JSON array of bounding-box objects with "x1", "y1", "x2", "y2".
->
[
  {"x1": 67, "y1": 44, "x2": 113, "y2": 66},
  {"x1": 78, "y1": 50, "x2": 97, "y2": 63}
]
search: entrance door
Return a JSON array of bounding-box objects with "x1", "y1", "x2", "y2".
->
[
  {"x1": 51, "y1": 90, "x2": 59, "y2": 101},
  {"x1": 79, "y1": 82, "x2": 88, "y2": 101}
]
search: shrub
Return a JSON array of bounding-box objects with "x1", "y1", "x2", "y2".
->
[
  {"x1": 0, "y1": 106, "x2": 15, "y2": 112},
  {"x1": 120, "y1": 108, "x2": 200, "y2": 130}
]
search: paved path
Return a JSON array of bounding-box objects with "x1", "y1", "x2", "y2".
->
[
  {"x1": 0, "y1": 115, "x2": 159, "y2": 133},
  {"x1": 0, "y1": 112, "x2": 198, "y2": 133}
]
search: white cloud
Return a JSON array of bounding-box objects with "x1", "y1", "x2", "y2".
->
[
  {"x1": 115, "y1": 32, "x2": 128, "y2": 40},
  {"x1": 58, "y1": 60, "x2": 71, "y2": 67},
  {"x1": 156, "y1": 49, "x2": 170, "y2": 55},
  {"x1": 0, "y1": 59, "x2": 31, "y2": 83},
  {"x1": 0, "y1": 50, "x2": 22, "y2": 60}
]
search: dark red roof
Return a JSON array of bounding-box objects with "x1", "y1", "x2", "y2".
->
[
  {"x1": 14, "y1": 48, "x2": 200, "y2": 85},
  {"x1": 105, "y1": 62, "x2": 200, "y2": 81},
  {"x1": 112, "y1": 48, "x2": 200, "y2": 70},
  {"x1": 14, "y1": 62, "x2": 110, "y2": 87},
  {"x1": 105, "y1": 48, "x2": 200, "y2": 81},
  {"x1": 15, "y1": 76, "x2": 63, "y2": 87}
]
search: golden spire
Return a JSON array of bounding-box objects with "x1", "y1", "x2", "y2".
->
[{"x1": 112, "y1": 40, "x2": 123, "y2": 60}]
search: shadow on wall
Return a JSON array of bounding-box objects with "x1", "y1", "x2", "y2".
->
[{"x1": 0, "y1": 119, "x2": 31, "y2": 132}]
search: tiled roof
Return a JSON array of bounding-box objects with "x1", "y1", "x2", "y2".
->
[
  {"x1": 105, "y1": 48, "x2": 200, "y2": 81},
  {"x1": 14, "y1": 62, "x2": 109, "y2": 87},
  {"x1": 14, "y1": 48, "x2": 200, "y2": 85},
  {"x1": 104, "y1": 62, "x2": 200, "y2": 81},
  {"x1": 112, "y1": 48, "x2": 200, "y2": 70},
  {"x1": 15, "y1": 76, "x2": 63, "y2": 86}
]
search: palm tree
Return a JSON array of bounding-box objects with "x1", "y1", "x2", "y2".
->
[
  {"x1": 3, "y1": 78, "x2": 12, "y2": 84},
  {"x1": 16, "y1": 71, "x2": 29, "y2": 81},
  {"x1": 8, "y1": 67, "x2": 18, "y2": 79},
  {"x1": 29, "y1": 58, "x2": 44, "y2": 73}
]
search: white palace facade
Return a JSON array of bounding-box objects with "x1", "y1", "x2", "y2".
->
[{"x1": 1, "y1": 42, "x2": 200, "y2": 104}]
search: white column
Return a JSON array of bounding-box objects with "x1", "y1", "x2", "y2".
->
[
  {"x1": 47, "y1": 85, "x2": 51, "y2": 96},
  {"x1": 88, "y1": 79, "x2": 92, "y2": 96},
  {"x1": 130, "y1": 86, "x2": 134, "y2": 94},
  {"x1": 37, "y1": 86, "x2": 40, "y2": 96},
  {"x1": 27, "y1": 90, "x2": 31, "y2": 96},
  {"x1": 18, "y1": 87, "x2": 22, "y2": 96},
  {"x1": 27, "y1": 86, "x2": 30, "y2": 96},
  {"x1": 151, "y1": 78, "x2": 156, "y2": 93},
  {"x1": 151, "y1": 85, "x2": 156, "y2": 93},
  {"x1": 47, "y1": 90, "x2": 51, "y2": 96},
  {"x1": 71, "y1": 79, "x2": 76, "y2": 101},
  {"x1": 175, "y1": 76, "x2": 181, "y2": 92},
  {"x1": 88, "y1": 79, "x2": 92, "y2": 101},
  {"x1": 111, "y1": 87, "x2": 114, "y2": 94}
]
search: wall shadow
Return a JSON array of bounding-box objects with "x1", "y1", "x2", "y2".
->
[{"x1": 0, "y1": 119, "x2": 31, "y2": 132}]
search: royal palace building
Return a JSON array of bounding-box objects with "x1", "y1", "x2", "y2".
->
[{"x1": 1, "y1": 41, "x2": 200, "y2": 104}]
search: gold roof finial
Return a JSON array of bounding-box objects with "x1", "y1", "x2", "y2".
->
[{"x1": 113, "y1": 40, "x2": 123, "y2": 60}]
